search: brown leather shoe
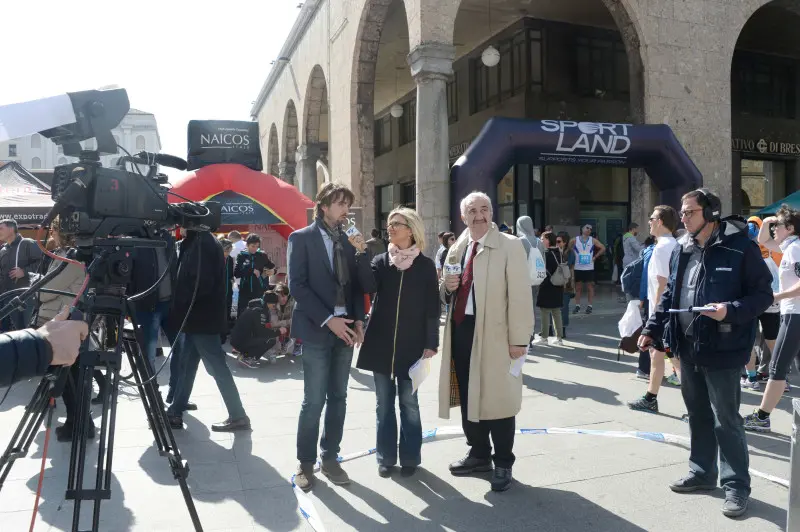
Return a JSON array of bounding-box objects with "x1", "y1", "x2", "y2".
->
[
  {"x1": 294, "y1": 462, "x2": 316, "y2": 492},
  {"x1": 211, "y1": 416, "x2": 251, "y2": 432},
  {"x1": 321, "y1": 459, "x2": 351, "y2": 485}
]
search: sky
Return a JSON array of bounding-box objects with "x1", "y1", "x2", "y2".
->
[{"x1": 3, "y1": 0, "x2": 300, "y2": 180}]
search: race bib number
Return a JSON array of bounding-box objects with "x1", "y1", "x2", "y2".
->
[{"x1": 578, "y1": 254, "x2": 592, "y2": 266}]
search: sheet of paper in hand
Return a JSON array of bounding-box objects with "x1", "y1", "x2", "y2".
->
[{"x1": 409, "y1": 357, "x2": 431, "y2": 393}]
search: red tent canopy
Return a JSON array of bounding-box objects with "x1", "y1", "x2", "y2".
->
[{"x1": 169, "y1": 163, "x2": 313, "y2": 239}]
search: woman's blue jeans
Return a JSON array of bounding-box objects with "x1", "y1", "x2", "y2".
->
[{"x1": 374, "y1": 372, "x2": 422, "y2": 467}]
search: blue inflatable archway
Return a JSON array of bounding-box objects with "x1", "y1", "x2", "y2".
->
[{"x1": 450, "y1": 117, "x2": 702, "y2": 232}]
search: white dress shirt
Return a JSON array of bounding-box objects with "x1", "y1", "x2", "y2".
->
[{"x1": 465, "y1": 233, "x2": 488, "y2": 316}]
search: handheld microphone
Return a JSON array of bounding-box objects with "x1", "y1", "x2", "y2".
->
[{"x1": 134, "y1": 151, "x2": 188, "y2": 171}]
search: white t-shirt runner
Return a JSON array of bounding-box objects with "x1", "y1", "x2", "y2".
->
[
  {"x1": 647, "y1": 235, "x2": 678, "y2": 318},
  {"x1": 574, "y1": 236, "x2": 595, "y2": 271},
  {"x1": 778, "y1": 236, "x2": 800, "y2": 315}
]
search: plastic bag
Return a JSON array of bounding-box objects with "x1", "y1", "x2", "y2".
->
[
  {"x1": 611, "y1": 264, "x2": 619, "y2": 283},
  {"x1": 618, "y1": 300, "x2": 643, "y2": 339}
]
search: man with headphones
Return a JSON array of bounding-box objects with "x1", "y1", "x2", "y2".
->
[{"x1": 637, "y1": 188, "x2": 773, "y2": 518}]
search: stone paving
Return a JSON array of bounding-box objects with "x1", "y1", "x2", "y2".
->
[{"x1": 0, "y1": 300, "x2": 791, "y2": 531}]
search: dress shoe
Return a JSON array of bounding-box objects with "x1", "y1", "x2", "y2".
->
[
  {"x1": 401, "y1": 466, "x2": 417, "y2": 478},
  {"x1": 449, "y1": 454, "x2": 493, "y2": 476},
  {"x1": 378, "y1": 465, "x2": 393, "y2": 478},
  {"x1": 167, "y1": 414, "x2": 183, "y2": 430},
  {"x1": 491, "y1": 467, "x2": 513, "y2": 491},
  {"x1": 211, "y1": 416, "x2": 251, "y2": 432},
  {"x1": 184, "y1": 402, "x2": 198, "y2": 411},
  {"x1": 55, "y1": 422, "x2": 96, "y2": 443}
]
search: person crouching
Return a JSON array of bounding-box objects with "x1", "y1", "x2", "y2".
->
[{"x1": 231, "y1": 292, "x2": 285, "y2": 368}]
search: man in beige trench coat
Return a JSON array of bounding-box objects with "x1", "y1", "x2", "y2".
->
[{"x1": 440, "y1": 191, "x2": 534, "y2": 492}]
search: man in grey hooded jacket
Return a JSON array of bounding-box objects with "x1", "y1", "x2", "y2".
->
[{"x1": 516, "y1": 216, "x2": 545, "y2": 316}]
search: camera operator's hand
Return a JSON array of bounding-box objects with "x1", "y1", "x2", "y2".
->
[{"x1": 38, "y1": 308, "x2": 89, "y2": 366}]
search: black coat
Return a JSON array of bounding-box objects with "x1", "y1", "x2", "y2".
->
[
  {"x1": 0, "y1": 329, "x2": 52, "y2": 387},
  {"x1": 128, "y1": 233, "x2": 178, "y2": 313},
  {"x1": 356, "y1": 252, "x2": 439, "y2": 379},
  {"x1": 537, "y1": 248, "x2": 565, "y2": 309},
  {"x1": 168, "y1": 231, "x2": 227, "y2": 335}
]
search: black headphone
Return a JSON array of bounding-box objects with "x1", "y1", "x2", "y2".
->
[{"x1": 694, "y1": 188, "x2": 721, "y2": 223}]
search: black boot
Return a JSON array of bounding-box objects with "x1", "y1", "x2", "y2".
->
[{"x1": 562, "y1": 327, "x2": 566, "y2": 339}]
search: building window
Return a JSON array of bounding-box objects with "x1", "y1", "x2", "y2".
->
[
  {"x1": 135, "y1": 135, "x2": 146, "y2": 151},
  {"x1": 732, "y1": 51, "x2": 796, "y2": 119},
  {"x1": 57, "y1": 144, "x2": 63, "y2": 154},
  {"x1": 31, "y1": 157, "x2": 41, "y2": 169},
  {"x1": 471, "y1": 29, "x2": 542, "y2": 114},
  {"x1": 8, "y1": 144, "x2": 16, "y2": 157},
  {"x1": 398, "y1": 99, "x2": 417, "y2": 146},
  {"x1": 377, "y1": 184, "x2": 394, "y2": 232},
  {"x1": 497, "y1": 170, "x2": 515, "y2": 227},
  {"x1": 374, "y1": 115, "x2": 392, "y2": 156},
  {"x1": 30, "y1": 134, "x2": 41, "y2": 149},
  {"x1": 402, "y1": 182, "x2": 416, "y2": 209},
  {"x1": 447, "y1": 74, "x2": 459, "y2": 123},
  {"x1": 575, "y1": 32, "x2": 629, "y2": 100}
]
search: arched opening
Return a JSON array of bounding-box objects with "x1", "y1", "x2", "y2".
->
[
  {"x1": 57, "y1": 157, "x2": 67, "y2": 165},
  {"x1": 352, "y1": 0, "x2": 410, "y2": 233},
  {"x1": 281, "y1": 100, "x2": 299, "y2": 185},
  {"x1": 267, "y1": 124, "x2": 280, "y2": 177},
  {"x1": 31, "y1": 157, "x2": 41, "y2": 169},
  {"x1": 731, "y1": 1, "x2": 800, "y2": 217},
  {"x1": 443, "y1": 0, "x2": 644, "y2": 279},
  {"x1": 135, "y1": 135, "x2": 146, "y2": 151},
  {"x1": 299, "y1": 65, "x2": 330, "y2": 197}
]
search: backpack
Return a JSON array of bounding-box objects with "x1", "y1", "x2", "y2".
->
[
  {"x1": 522, "y1": 238, "x2": 547, "y2": 286},
  {"x1": 550, "y1": 250, "x2": 571, "y2": 287},
  {"x1": 620, "y1": 255, "x2": 645, "y2": 297}
]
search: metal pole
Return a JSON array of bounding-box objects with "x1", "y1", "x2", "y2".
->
[{"x1": 787, "y1": 399, "x2": 800, "y2": 531}]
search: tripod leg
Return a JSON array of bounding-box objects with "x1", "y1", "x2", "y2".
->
[
  {"x1": 123, "y1": 333, "x2": 204, "y2": 531},
  {"x1": 0, "y1": 376, "x2": 54, "y2": 489}
]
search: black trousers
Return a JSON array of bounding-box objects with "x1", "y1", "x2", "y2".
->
[
  {"x1": 236, "y1": 337, "x2": 277, "y2": 360},
  {"x1": 451, "y1": 315, "x2": 516, "y2": 468}
]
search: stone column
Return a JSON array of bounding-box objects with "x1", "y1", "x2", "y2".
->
[
  {"x1": 278, "y1": 161, "x2": 296, "y2": 186},
  {"x1": 408, "y1": 42, "x2": 455, "y2": 258},
  {"x1": 295, "y1": 144, "x2": 321, "y2": 198}
]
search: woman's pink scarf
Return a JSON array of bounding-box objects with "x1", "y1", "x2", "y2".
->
[{"x1": 387, "y1": 243, "x2": 420, "y2": 271}]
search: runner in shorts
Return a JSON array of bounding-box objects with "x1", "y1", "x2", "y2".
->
[
  {"x1": 572, "y1": 224, "x2": 605, "y2": 315},
  {"x1": 744, "y1": 205, "x2": 800, "y2": 432}
]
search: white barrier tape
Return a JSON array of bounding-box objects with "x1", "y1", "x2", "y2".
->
[{"x1": 291, "y1": 426, "x2": 789, "y2": 531}]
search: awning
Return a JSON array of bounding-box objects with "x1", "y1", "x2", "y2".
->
[
  {"x1": 755, "y1": 190, "x2": 800, "y2": 216},
  {"x1": 0, "y1": 161, "x2": 53, "y2": 227}
]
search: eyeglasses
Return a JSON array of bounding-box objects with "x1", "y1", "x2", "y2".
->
[
  {"x1": 679, "y1": 209, "x2": 702, "y2": 219},
  {"x1": 387, "y1": 221, "x2": 409, "y2": 229}
]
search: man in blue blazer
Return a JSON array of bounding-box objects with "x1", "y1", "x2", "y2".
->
[{"x1": 288, "y1": 182, "x2": 372, "y2": 492}]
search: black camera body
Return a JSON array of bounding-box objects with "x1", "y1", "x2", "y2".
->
[{"x1": 50, "y1": 151, "x2": 221, "y2": 244}]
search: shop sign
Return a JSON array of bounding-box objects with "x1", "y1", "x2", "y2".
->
[
  {"x1": 732, "y1": 137, "x2": 800, "y2": 156},
  {"x1": 449, "y1": 141, "x2": 472, "y2": 161}
]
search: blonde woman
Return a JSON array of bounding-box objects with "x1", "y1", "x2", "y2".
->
[{"x1": 356, "y1": 207, "x2": 439, "y2": 478}]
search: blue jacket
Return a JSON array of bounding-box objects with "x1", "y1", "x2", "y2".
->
[
  {"x1": 0, "y1": 329, "x2": 52, "y2": 388},
  {"x1": 643, "y1": 217, "x2": 773, "y2": 369},
  {"x1": 287, "y1": 221, "x2": 371, "y2": 345}
]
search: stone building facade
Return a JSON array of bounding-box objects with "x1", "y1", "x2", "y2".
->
[{"x1": 251, "y1": 0, "x2": 800, "y2": 263}]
